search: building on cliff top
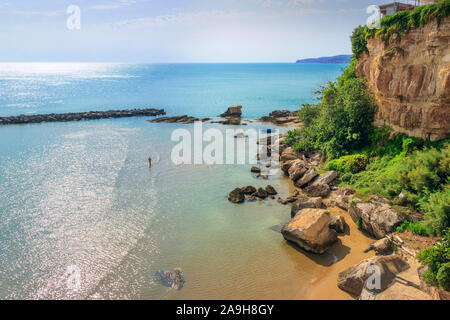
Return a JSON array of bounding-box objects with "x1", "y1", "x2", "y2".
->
[{"x1": 379, "y1": 1, "x2": 436, "y2": 16}]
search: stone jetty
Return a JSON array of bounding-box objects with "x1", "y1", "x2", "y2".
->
[{"x1": 0, "y1": 108, "x2": 166, "y2": 125}]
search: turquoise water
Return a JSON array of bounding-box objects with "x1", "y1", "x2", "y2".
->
[
  {"x1": 0, "y1": 63, "x2": 345, "y2": 299},
  {"x1": 0, "y1": 63, "x2": 345, "y2": 118}
]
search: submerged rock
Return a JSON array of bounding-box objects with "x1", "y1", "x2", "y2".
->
[
  {"x1": 281, "y1": 208, "x2": 338, "y2": 254},
  {"x1": 155, "y1": 268, "x2": 185, "y2": 290}
]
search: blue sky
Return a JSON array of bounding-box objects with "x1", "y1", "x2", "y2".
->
[{"x1": 0, "y1": 0, "x2": 417, "y2": 62}]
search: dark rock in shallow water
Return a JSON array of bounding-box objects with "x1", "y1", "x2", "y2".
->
[
  {"x1": 255, "y1": 187, "x2": 269, "y2": 199},
  {"x1": 251, "y1": 166, "x2": 261, "y2": 173},
  {"x1": 0, "y1": 108, "x2": 166, "y2": 126},
  {"x1": 155, "y1": 269, "x2": 185, "y2": 290},
  {"x1": 228, "y1": 188, "x2": 245, "y2": 203},
  {"x1": 241, "y1": 186, "x2": 257, "y2": 195},
  {"x1": 265, "y1": 185, "x2": 277, "y2": 195}
]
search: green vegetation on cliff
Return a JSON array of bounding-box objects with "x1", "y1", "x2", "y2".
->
[
  {"x1": 417, "y1": 232, "x2": 450, "y2": 290},
  {"x1": 285, "y1": 0, "x2": 450, "y2": 239},
  {"x1": 285, "y1": 60, "x2": 376, "y2": 159},
  {"x1": 351, "y1": 0, "x2": 450, "y2": 58}
]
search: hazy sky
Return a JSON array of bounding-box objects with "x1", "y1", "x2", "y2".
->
[{"x1": 0, "y1": 0, "x2": 417, "y2": 62}]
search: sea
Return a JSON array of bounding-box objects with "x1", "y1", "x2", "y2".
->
[{"x1": 0, "y1": 62, "x2": 346, "y2": 299}]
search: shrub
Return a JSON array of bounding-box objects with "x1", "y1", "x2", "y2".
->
[
  {"x1": 326, "y1": 154, "x2": 369, "y2": 174},
  {"x1": 298, "y1": 104, "x2": 320, "y2": 127},
  {"x1": 291, "y1": 59, "x2": 376, "y2": 159},
  {"x1": 395, "y1": 220, "x2": 431, "y2": 236},
  {"x1": 421, "y1": 188, "x2": 450, "y2": 236},
  {"x1": 417, "y1": 232, "x2": 450, "y2": 290}
]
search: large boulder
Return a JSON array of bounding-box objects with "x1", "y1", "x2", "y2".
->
[
  {"x1": 220, "y1": 105, "x2": 242, "y2": 118},
  {"x1": 294, "y1": 168, "x2": 318, "y2": 188},
  {"x1": 288, "y1": 160, "x2": 308, "y2": 181},
  {"x1": 228, "y1": 188, "x2": 245, "y2": 203},
  {"x1": 337, "y1": 255, "x2": 409, "y2": 296},
  {"x1": 281, "y1": 208, "x2": 338, "y2": 254},
  {"x1": 348, "y1": 198, "x2": 405, "y2": 239},
  {"x1": 290, "y1": 197, "x2": 323, "y2": 218}
]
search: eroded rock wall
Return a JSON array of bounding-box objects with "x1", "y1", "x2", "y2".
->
[{"x1": 356, "y1": 17, "x2": 450, "y2": 140}]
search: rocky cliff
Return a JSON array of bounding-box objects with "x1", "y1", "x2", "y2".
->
[{"x1": 356, "y1": 17, "x2": 450, "y2": 141}]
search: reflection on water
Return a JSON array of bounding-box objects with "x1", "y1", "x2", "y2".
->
[{"x1": 0, "y1": 118, "x2": 370, "y2": 300}]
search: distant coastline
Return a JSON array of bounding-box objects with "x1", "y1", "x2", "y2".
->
[{"x1": 296, "y1": 55, "x2": 352, "y2": 64}]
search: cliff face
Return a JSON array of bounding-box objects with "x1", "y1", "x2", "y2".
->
[{"x1": 356, "y1": 17, "x2": 450, "y2": 140}]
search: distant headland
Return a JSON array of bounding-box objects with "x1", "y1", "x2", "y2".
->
[{"x1": 296, "y1": 55, "x2": 352, "y2": 64}]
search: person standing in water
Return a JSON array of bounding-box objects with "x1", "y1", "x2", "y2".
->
[{"x1": 148, "y1": 156, "x2": 152, "y2": 168}]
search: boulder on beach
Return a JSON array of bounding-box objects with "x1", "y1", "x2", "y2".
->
[
  {"x1": 348, "y1": 197, "x2": 405, "y2": 239},
  {"x1": 337, "y1": 255, "x2": 409, "y2": 296},
  {"x1": 155, "y1": 268, "x2": 185, "y2": 290},
  {"x1": 220, "y1": 105, "x2": 242, "y2": 118},
  {"x1": 290, "y1": 197, "x2": 323, "y2": 218},
  {"x1": 228, "y1": 188, "x2": 245, "y2": 203},
  {"x1": 281, "y1": 208, "x2": 338, "y2": 254}
]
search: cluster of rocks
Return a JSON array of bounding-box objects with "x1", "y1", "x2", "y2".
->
[
  {"x1": 0, "y1": 108, "x2": 166, "y2": 125},
  {"x1": 280, "y1": 148, "x2": 337, "y2": 197},
  {"x1": 259, "y1": 110, "x2": 301, "y2": 125},
  {"x1": 149, "y1": 115, "x2": 211, "y2": 124},
  {"x1": 228, "y1": 185, "x2": 278, "y2": 203}
]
